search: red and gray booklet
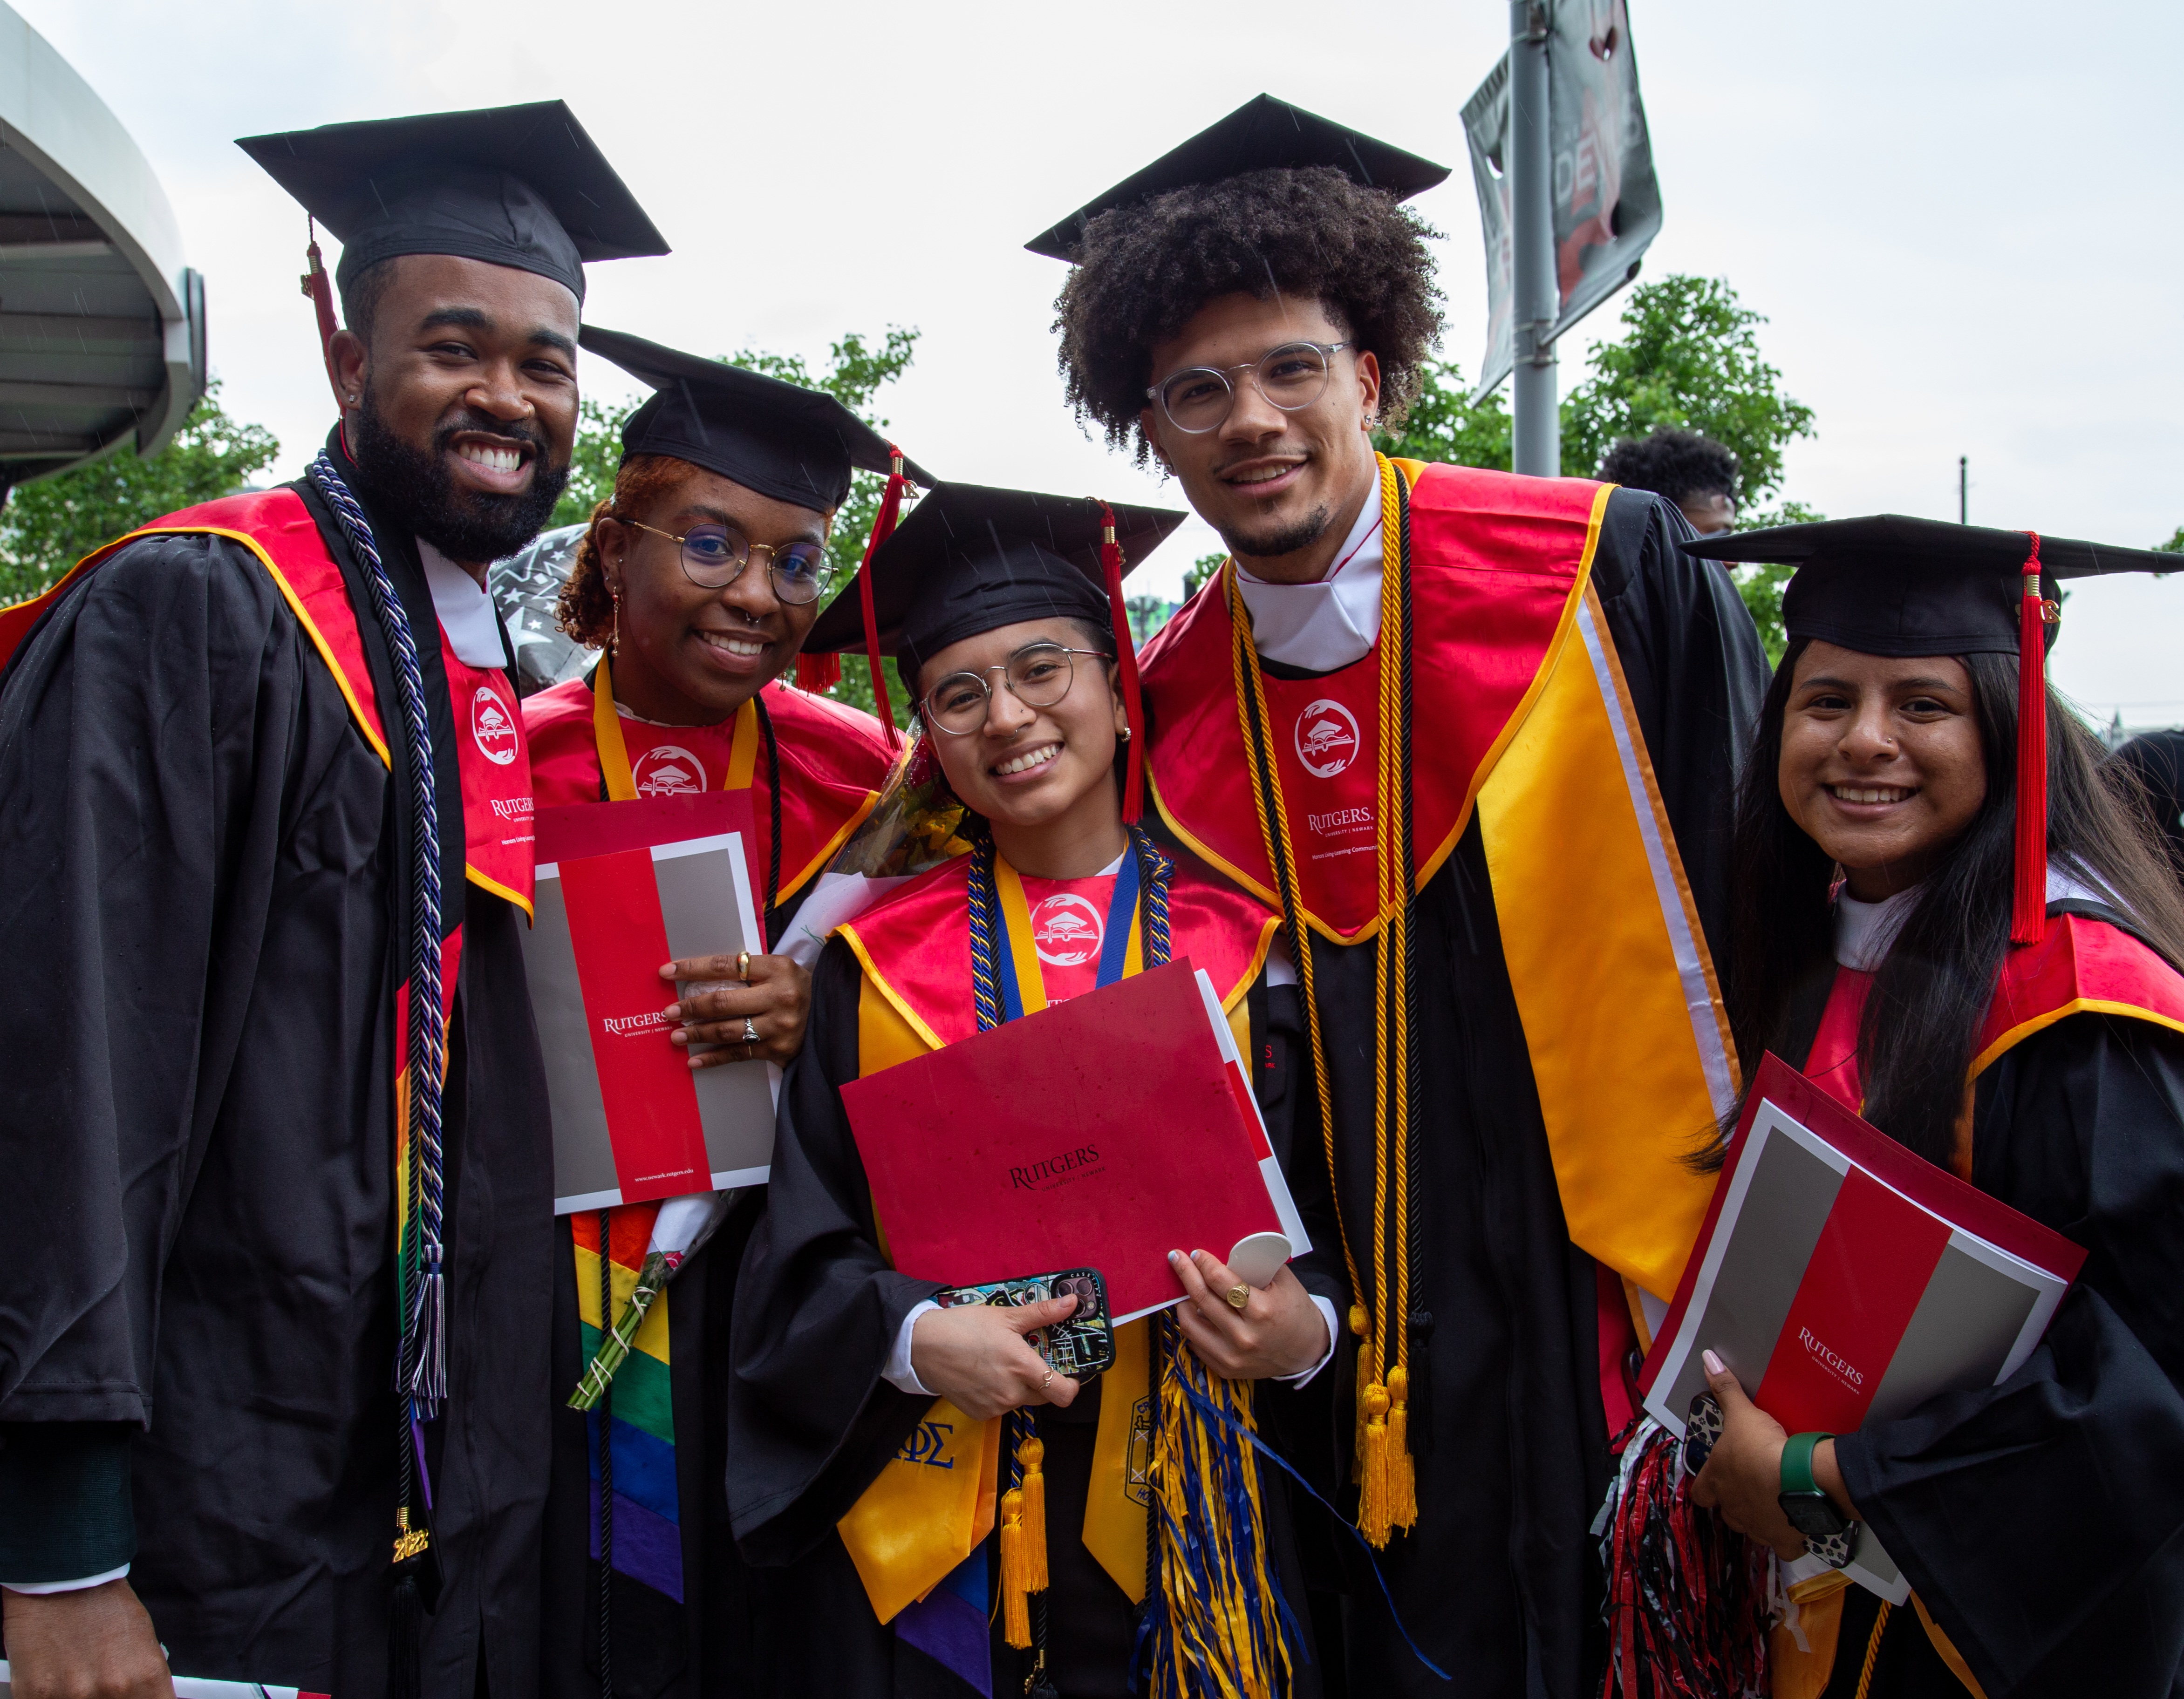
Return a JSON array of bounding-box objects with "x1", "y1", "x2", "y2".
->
[
  {"x1": 841, "y1": 960, "x2": 1309, "y2": 1323},
  {"x1": 526, "y1": 792, "x2": 779, "y2": 1214},
  {"x1": 1638, "y1": 1053, "x2": 2086, "y2": 1601}
]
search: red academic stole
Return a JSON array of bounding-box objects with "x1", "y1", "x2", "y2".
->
[
  {"x1": 523, "y1": 660, "x2": 891, "y2": 918},
  {"x1": 837, "y1": 849, "x2": 1276, "y2": 1050},
  {"x1": 1140, "y1": 460, "x2": 1736, "y2": 1314},
  {"x1": 2, "y1": 487, "x2": 535, "y2": 914},
  {"x1": 1803, "y1": 912, "x2": 2184, "y2": 1175}
]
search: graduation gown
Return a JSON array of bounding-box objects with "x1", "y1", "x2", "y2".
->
[
  {"x1": 0, "y1": 431, "x2": 553, "y2": 1696},
  {"x1": 726, "y1": 850, "x2": 1343, "y2": 1699},
  {"x1": 1137, "y1": 462, "x2": 1768, "y2": 1697},
  {"x1": 527, "y1": 666, "x2": 892, "y2": 1699},
  {"x1": 1774, "y1": 906, "x2": 2184, "y2": 1699}
]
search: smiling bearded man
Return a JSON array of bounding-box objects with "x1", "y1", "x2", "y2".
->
[
  {"x1": 0, "y1": 104, "x2": 663, "y2": 1698},
  {"x1": 1037, "y1": 97, "x2": 1769, "y2": 1698}
]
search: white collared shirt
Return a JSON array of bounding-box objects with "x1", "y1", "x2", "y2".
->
[
  {"x1": 1231, "y1": 497, "x2": 1383, "y2": 673},
  {"x1": 418, "y1": 537, "x2": 512, "y2": 666}
]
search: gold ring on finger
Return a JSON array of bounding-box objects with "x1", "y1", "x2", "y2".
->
[
  {"x1": 737, "y1": 950, "x2": 752, "y2": 983},
  {"x1": 1224, "y1": 1284, "x2": 1250, "y2": 1312}
]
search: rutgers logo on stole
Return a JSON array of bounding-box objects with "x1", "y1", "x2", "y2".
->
[
  {"x1": 1031, "y1": 893, "x2": 1104, "y2": 966},
  {"x1": 632, "y1": 744, "x2": 707, "y2": 797},
  {"x1": 471, "y1": 684, "x2": 519, "y2": 766},
  {"x1": 1294, "y1": 698, "x2": 1361, "y2": 778}
]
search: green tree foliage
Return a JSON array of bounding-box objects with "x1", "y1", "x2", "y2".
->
[
  {"x1": 1374, "y1": 361, "x2": 1513, "y2": 470},
  {"x1": 555, "y1": 327, "x2": 921, "y2": 720},
  {"x1": 0, "y1": 381, "x2": 281, "y2": 605},
  {"x1": 1560, "y1": 275, "x2": 1815, "y2": 503},
  {"x1": 2155, "y1": 527, "x2": 2184, "y2": 554},
  {"x1": 1183, "y1": 553, "x2": 1225, "y2": 600}
]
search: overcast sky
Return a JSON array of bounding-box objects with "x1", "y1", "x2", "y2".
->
[{"x1": 19, "y1": 0, "x2": 2184, "y2": 727}]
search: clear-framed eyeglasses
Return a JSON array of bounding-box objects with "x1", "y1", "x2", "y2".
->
[
  {"x1": 1145, "y1": 340, "x2": 1352, "y2": 435},
  {"x1": 921, "y1": 643, "x2": 1108, "y2": 736},
  {"x1": 626, "y1": 519, "x2": 834, "y2": 605}
]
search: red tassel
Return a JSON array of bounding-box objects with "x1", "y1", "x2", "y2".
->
[
  {"x1": 1096, "y1": 501, "x2": 1146, "y2": 822},
  {"x1": 793, "y1": 651, "x2": 841, "y2": 692},
  {"x1": 853, "y1": 452, "x2": 911, "y2": 748},
  {"x1": 301, "y1": 219, "x2": 339, "y2": 363},
  {"x1": 2012, "y1": 532, "x2": 2047, "y2": 946}
]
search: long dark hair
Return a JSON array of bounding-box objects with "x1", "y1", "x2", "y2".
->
[{"x1": 1727, "y1": 637, "x2": 2184, "y2": 1166}]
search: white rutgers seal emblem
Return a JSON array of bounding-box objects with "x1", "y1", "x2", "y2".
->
[
  {"x1": 1030, "y1": 893, "x2": 1104, "y2": 967},
  {"x1": 1294, "y1": 698, "x2": 1360, "y2": 778},
  {"x1": 632, "y1": 745, "x2": 707, "y2": 797},
  {"x1": 470, "y1": 685, "x2": 518, "y2": 766}
]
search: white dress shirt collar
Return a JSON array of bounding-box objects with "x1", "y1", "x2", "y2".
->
[{"x1": 1231, "y1": 494, "x2": 1383, "y2": 673}]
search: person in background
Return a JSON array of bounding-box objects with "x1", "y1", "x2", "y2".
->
[
  {"x1": 2112, "y1": 726, "x2": 2184, "y2": 879},
  {"x1": 1679, "y1": 515, "x2": 2184, "y2": 1698},
  {"x1": 522, "y1": 325, "x2": 915, "y2": 1699},
  {"x1": 0, "y1": 103, "x2": 663, "y2": 1696},
  {"x1": 1040, "y1": 97, "x2": 1768, "y2": 1695},
  {"x1": 728, "y1": 483, "x2": 1345, "y2": 1699},
  {"x1": 1599, "y1": 426, "x2": 1741, "y2": 537}
]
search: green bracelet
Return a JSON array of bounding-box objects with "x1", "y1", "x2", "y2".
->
[{"x1": 1780, "y1": 1430, "x2": 1832, "y2": 1496}]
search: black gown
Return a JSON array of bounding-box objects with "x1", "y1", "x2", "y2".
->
[
  {"x1": 726, "y1": 942, "x2": 1343, "y2": 1699},
  {"x1": 1800, "y1": 1005, "x2": 2184, "y2": 1698},
  {"x1": 1146, "y1": 489, "x2": 1768, "y2": 1699},
  {"x1": 0, "y1": 452, "x2": 554, "y2": 1695}
]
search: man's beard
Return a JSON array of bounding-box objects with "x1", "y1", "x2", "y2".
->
[
  {"x1": 349, "y1": 389, "x2": 570, "y2": 566},
  {"x1": 1217, "y1": 502, "x2": 1334, "y2": 565}
]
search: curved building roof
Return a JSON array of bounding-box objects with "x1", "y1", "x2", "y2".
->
[{"x1": 0, "y1": 2, "x2": 204, "y2": 492}]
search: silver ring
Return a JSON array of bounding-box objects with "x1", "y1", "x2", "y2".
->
[
  {"x1": 742, "y1": 1017, "x2": 760, "y2": 1045},
  {"x1": 1040, "y1": 1367, "x2": 1054, "y2": 1390}
]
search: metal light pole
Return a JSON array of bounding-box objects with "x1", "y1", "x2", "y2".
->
[
  {"x1": 1959, "y1": 455, "x2": 1968, "y2": 523},
  {"x1": 1509, "y1": 0, "x2": 1558, "y2": 476}
]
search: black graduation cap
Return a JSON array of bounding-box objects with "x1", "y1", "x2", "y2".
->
[
  {"x1": 238, "y1": 101, "x2": 667, "y2": 304},
  {"x1": 1683, "y1": 514, "x2": 2177, "y2": 659},
  {"x1": 1687, "y1": 513, "x2": 2179, "y2": 948},
  {"x1": 578, "y1": 325, "x2": 935, "y2": 515},
  {"x1": 805, "y1": 483, "x2": 1186, "y2": 819},
  {"x1": 1024, "y1": 94, "x2": 1451, "y2": 261}
]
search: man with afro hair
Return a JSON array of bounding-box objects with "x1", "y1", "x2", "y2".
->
[
  {"x1": 1597, "y1": 426, "x2": 1741, "y2": 536},
  {"x1": 1037, "y1": 98, "x2": 1769, "y2": 1699}
]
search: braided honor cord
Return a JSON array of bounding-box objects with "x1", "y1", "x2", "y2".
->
[{"x1": 308, "y1": 451, "x2": 450, "y2": 1423}]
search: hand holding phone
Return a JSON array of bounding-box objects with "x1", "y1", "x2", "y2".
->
[{"x1": 933, "y1": 1267, "x2": 1117, "y2": 1379}]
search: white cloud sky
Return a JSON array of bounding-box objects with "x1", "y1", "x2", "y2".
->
[{"x1": 17, "y1": 0, "x2": 2184, "y2": 726}]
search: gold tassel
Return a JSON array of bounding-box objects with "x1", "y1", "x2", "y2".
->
[
  {"x1": 1359, "y1": 1380, "x2": 1392, "y2": 1547},
  {"x1": 1019, "y1": 1434, "x2": 1049, "y2": 1592},
  {"x1": 1386, "y1": 1362, "x2": 1418, "y2": 1531},
  {"x1": 1000, "y1": 1486, "x2": 1031, "y2": 1649}
]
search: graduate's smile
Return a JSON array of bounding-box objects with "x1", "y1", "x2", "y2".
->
[
  {"x1": 990, "y1": 741, "x2": 1064, "y2": 782},
  {"x1": 690, "y1": 622, "x2": 772, "y2": 677},
  {"x1": 1217, "y1": 453, "x2": 1310, "y2": 501},
  {"x1": 447, "y1": 429, "x2": 537, "y2": 496}
]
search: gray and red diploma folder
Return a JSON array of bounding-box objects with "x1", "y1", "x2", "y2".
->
[
  {"x1": 526, "y1": 792, "x2": 778, "y2": 1214},
  {"x1": 1639, "y1": 1052, "x2": 2086, "y2": 1600}
]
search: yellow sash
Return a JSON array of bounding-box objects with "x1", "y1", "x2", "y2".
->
[
  {"x1": 834, "y1": 864, "x2": 1166, "y2": 1619},
  {"x1": 589, "y1": 650, "x2": 759, "y2": 802}
]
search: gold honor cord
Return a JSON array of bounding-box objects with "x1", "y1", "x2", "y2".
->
[{"x1": 1225, "y1": 453, "x2": 1419, "y2": 1545}]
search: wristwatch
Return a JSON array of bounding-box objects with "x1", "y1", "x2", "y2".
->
[{"x1": 1778, "y1": 1432, "x2": 1851, "y2": 1540}]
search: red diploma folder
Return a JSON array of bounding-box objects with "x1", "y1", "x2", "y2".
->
[
  {"x1": 1638, "y1": 1052, "x2": 2085, "y2": 1599},
  {"x1": 841, "y1": 960, "x2": 1308, "y2": 1323},
  {"x1": 529, "y1": 793, "x2": 777, "y2": 1213}
]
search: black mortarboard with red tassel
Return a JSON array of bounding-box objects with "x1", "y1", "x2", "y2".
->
[
  {"x1": 801, "y1": 482, "x2": 1186, "y2": 820},
  {"x1": 1686, "y1": 513, "x2": 2178, "y2": 945}
]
